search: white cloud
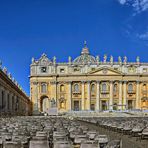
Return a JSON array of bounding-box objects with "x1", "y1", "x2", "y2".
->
[
  {"x1": 118, "y1": 0, "x2": 126, "y2": 4},
  {"x1": 117, "y1": 0, "x2": 148, "y2": 13},
  {"x1": 138, "y1": 31, "x2": 148, "y2": 40}
]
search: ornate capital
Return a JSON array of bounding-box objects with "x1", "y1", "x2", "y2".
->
[
  {"x1": 81, "y1": 81, "x2": 86, "y2": 84},
  {"x1": 96, "y1": 80, "x2": 100, "y2": 84},
  {"x1": 123, "y1": 80, "x2": 128, "y2": 84},
  {"x1": 33, "y1": 82, "x2": 38, "y2": 85},
  {"x1": 50, "y1": 81, "x2": 57, "y2": 85},
  {"x1": 87, "y1": 81, "x2": 91, "y2": 84}
]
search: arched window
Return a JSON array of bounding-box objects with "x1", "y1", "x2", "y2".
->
[
  {"x1": 143, "y1": 84, "x2": 147, "y2": 90},
  {"x1": 128, "y1": 83, "x2": 133, "y2": 92},
  {"x1": 41, "y1": 83, "x2": 47, "y2": 93},
  {"x1": 74, "y1": 84, "x2": 79, "y2": 92},
  {"x1": 60, "y1": 84, "x2": 64, "y2": 92},
  {"x1": 91, "y1": 84, "x2": 95, "y2": 93},
  {"x1": 102, "y1": 83, "x2": 107, "y2": 91},
  {"x1": 113, "y1": 84, "x2": 118, "y2": 93}
]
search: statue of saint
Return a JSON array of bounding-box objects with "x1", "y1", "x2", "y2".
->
[
  {"x1": 32, "y1": 57, "x2": 35, "y2": 63},
  {"x1": 53, "y1": 56, "x2": 56, "y2": 64},
  {"x1": 136, "y1": 56, "x2": 140, "y2": 63},
  {"x1": 96, "y1": 55, "x2": 100, "y2": 63},
  {"x1": 110, "y1": 55, "x2": 113, "y2": 64},
  {"x1": 104, "y1": 54, "x2": 107, "y2": 63},
  {"x1": 68, "y1": 56, "x2": 71, "y2": 63},
  {"x1": 123, "y1": 56, "x2": 127, "y2": 64},
  {"x1": 118, "y1": 56, "x2": 122, "y2": 64}
]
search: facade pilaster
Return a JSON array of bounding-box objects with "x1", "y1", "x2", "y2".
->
[
  {"x1": 136, "y1": 81, "x2": 140, "y2": 109},
  {"x1": 96, "y1": 81, "x2": 100, "y2": 111},
  {"x1": 87, "y1": 81, "x2": 91, "y2": 110},
  {"x1": 81, "y1": 81, "x2": 85, "y2": 110},
  {"x1": 67, "y1": 81, "x2": 72, "y2": 111},
  {"x1": 119, "y1": 81, "x2": 123, "y2": 110},
  {"x1": 109, "y1": 81, "x2": 113, "y2": 110},
  {"x1": 123, "y1": 81, "x2": 127, "y2": 110}
]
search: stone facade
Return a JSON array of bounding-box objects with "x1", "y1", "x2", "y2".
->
[
  {"x1": 0, "y1": 65, "x2": 31, "y2": 116},
  {"x1": 30, "y1": 43, "x2": 148, "y2": 114}
]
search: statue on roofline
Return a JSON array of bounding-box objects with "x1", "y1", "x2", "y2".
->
[
  {"x1": 110, "y1": 55, "x2": 113, "y2": 64},
  {"x1": 68, "y1": 56, "x2": 71, "y2": 63},
  {"x1": 104, "y1": 54, "x2": 107, "y2": 63},
  {"x1": 136, "y1": 56, "x2": 140, "y2": 63},
  {"x1": 118, "y1": 56, "x2": 122, "y2": 64},
  {"x1": 123, "y1": 56, "x2": 127, "y2": 64},
  {"x1": 53, "y1": 56, "x2": 56, "y2": 64},
  {"x1": 96, "y1": 55, "x2": 100, "y2": 63},
  {"x1": 32, "y1": 57, "x2": 35, "y2": 63}
]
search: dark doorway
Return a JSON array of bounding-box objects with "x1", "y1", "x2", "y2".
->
[
  {"x1": 128, "y1": 100, "x2": 133, "y2": 110},
  {"x1": 74, "y1": 101, "x2": 80, "y2": 111},
  {"x1": 101, "y1": 101, "x2": 107, "y2": 111},
  {"x1": 90, "y1": 104, "x2": 95, "y2": 111}
]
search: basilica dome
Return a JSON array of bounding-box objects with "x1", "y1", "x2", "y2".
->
[{"x1": 73, "y1": 42, "x2": 96, "y2": 64}]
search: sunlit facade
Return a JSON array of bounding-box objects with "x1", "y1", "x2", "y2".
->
[{"x1": 30, "y1": 42, "x2": 148, "y2": 114}]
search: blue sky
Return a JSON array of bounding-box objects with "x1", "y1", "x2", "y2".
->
[{"x1": 0, "y1": 0, "x2": 148, "y2": 95}]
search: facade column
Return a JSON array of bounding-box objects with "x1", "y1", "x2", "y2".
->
[
  {"x1": 33, "y1": 82, "x2": 39, "y2": 114},
  {"x1": 136, "y1": 81, "x2": 140, "y2": 109},
  {"x1": 96, "y1": 81, "x2": 100, "y2": 111},
  {"x1": 9, "y1": 93, "x2": 13, "y2": 112},
  {"x1": 13, "y1": 95, "x2": 17, "y2": 114},
  {"x1": 119, "y1": 81, "x2": 123, "y2": 110},
  {"x1": 68, "y1": 81, "x2": 72, "y2": 111},
  {"x1": 51, "y1": 81, "x2": 57, "y2": 107},
  {"x1": 109, "y1": 81, "x2": 113, "y2": 110},
  {"x1": 12, "y1": 95, "x2": 15, "y2": 112},
  {"x1": 81, "y1": 81, "x2": 85, "y2": 110},
  {"x1": 87, "y1": 81, "x2": 91, "y2": 110},
  {"x1": 123, "y1": 81, "x2": 127, "y2": 110}
]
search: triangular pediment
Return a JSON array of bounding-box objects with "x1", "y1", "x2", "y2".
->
[
  {"x1": 38, "y1": 53, "x2": 52, "y2": 65},
  {"x1": 88, "y1": 67, "x2": 123, "y2": 75}
]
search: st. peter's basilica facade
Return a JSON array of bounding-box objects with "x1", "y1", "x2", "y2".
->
[{"x1": 30, "y1": 42, "x2": 148, "y2": 114}]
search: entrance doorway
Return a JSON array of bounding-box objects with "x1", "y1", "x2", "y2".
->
[
  {"x1": 113, "y1": 103, "x2": 117, "y2": 110},
  {"x1": 90, "y1": 104, "x2": 95, "y2": 111},
  {"x1": 73, "y1": 101, "x2": 80, "y2": 111},
  {"x1": 128, "y1": 100, "x2": 133, "y2": 110},
  {"x1": 101, "y1": 100, "x2": 108, "y2": 111},
  {"x1": 40, "y1": 96, "x2": 50, "y2": 113}
]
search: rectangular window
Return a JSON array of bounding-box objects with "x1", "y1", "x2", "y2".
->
[
  {"x1": 41, "y1": 83, "x2": 47, "y2": 93},
  {"x1": 143, "y1": 68, "x2": 147, "y2": 73},
  {"x1": 74, "y1": 68, "x2": 80, "y2": 72},
  {"x1": 41, "y1": 67, "x2": 47, "y2": 73},
  {"x1": 60, "y1": 68, "x2": 65, "y2": 73}
]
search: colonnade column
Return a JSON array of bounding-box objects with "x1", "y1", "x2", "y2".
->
[
  {"x1": 68, "y1": 81, "x2": 72, "y2": 111},
  {"x1": 119, "y1": 81, "x2": 123, "y2": 110},
  {"x1": 96, "y1": 81, "x2": 100, "y2": 111},
  {"x1": 109, "y1": 81, "x2": 113, "y2": 110},
  {"x1": 87, "y1": 81, "x2": 90, "y2": 110},
  {"x1": 9, "y1": 93, "x2": 13, "y2": 112},
  {"x1": 4, "y1": 90, "x2": 8, "y2": 112},
  {"x1": 81, "y1": 81, "x2": 85, "y2": 110},
  {"x1": 136, "y1": 81, "x2": 140, "y2": 109},
  {"x1": 123, "y1": 81, "x2": 127, "y2": 110}
]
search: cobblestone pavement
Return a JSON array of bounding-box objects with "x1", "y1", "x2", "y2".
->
[{"x1": 79, "y1": 120, "x2": 148, "y2": 148}]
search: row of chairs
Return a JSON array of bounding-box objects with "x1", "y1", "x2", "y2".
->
[
  {"x1": 79, "y1": 117, "x2": 148, "y2": 140},
  {"x1": 0, "y1": 116, "x2": 122, "y2": 148}
]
